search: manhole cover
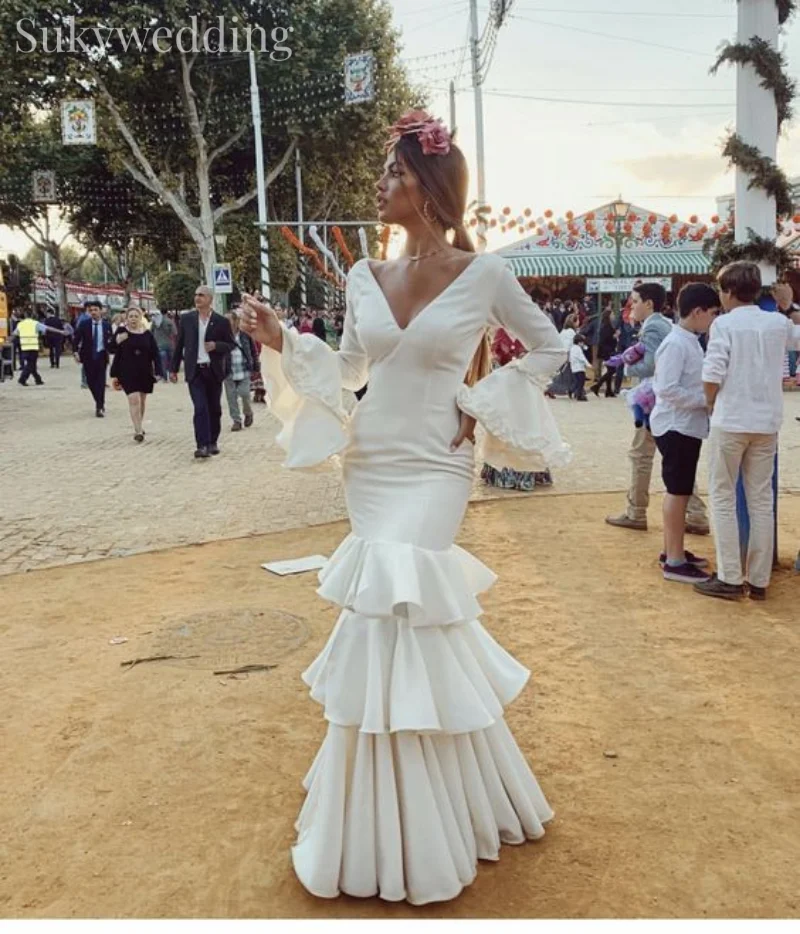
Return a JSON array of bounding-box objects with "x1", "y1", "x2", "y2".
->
[{"x1": 148, "y1": 607, "x2": 310, "y2": 670}]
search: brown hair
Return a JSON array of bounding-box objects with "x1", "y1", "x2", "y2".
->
[
  {"x1": 394, "y1": 134, "x2": 490, "y2": 386},
  {"x1": 718, "y1": 261, "x2": 762, "y2": 303}
]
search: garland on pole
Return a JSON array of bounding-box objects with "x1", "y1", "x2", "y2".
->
[
  {"x1": 331, "y1": 226, "x2": 355, "y2": 268},
  {"x1": 707, "y1": 1, "x2": 797, "y2": 273},
  {"x1": 711, "y1": 36, "x2": 795, "y2": 127},
  {"x1": 703, "y1": 227, "x2": 792, "y2": 275},
  {"x1": 721, "y1": 134, "x2": 794, "y2": 217}
]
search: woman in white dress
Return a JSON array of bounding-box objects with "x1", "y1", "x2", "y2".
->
[{"x1": 240, "y1": 110, "x2": 569, "y2": 906}]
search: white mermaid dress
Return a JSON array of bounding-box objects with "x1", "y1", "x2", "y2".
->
[{"x1": 263, "y1": 252, "x2": 570, "y2": 906}]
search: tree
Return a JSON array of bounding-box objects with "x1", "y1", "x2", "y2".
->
[
  {"x1": 154, "y1": 270, "x2": 197, "y2": 311},
  {"x1": 0, "y1": 0, "x2": 419, "y2": 291},
  {"x1": 0, "y1": 117, "x2": 100, "y2": 314},
  {"x1": 0, "y1": 256, "x2": 34, "y2": 312}
]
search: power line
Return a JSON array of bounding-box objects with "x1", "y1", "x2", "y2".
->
[
  {"x1": 509, "y1": 14, "x2": 715, "y2": 58},
  {"x1": 480, "y1": 89, "x2": 734, "y2": 108},
  {"x1": 502, "y1": 5, "x2": 730, "y2": 17}
]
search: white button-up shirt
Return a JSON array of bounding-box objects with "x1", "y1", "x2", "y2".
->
[
  {"x1": 650, "y1": 324, "x2": 709, "y2": 440},
  {"x1": 197, "y1": 312, "x2": 212, "y2": 364},
  {"x1": 703, "y1": 305, "x2": 800, "y2": 434}
]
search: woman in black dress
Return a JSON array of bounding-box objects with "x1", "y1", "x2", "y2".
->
[{"x1": 110, "y1": 306, "x2": 163, "y2": 442}]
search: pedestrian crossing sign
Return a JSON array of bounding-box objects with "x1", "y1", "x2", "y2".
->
[{"x1": 213, "y1": 263, "x2": 233, "y2": 293}]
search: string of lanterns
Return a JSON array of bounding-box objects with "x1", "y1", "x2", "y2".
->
[{"x1": 467, "y1": 204, "x2": 800, "y2": 247}]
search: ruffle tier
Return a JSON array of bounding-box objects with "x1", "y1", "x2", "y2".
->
[
  {"x1": 303, "y1": 611, "x2": 530, "y2": 734},
  {"x1": 292, "y1": 721, "x2": 554, "y2": 905},
  {"x1": 317, "y1": 533, "x2": 498, "y2": 628}
]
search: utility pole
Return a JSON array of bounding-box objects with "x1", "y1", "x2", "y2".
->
[
  {"x1": 469, "y1": 0, "x2": 487, "y2": 251},
  {"x1": 449, "y1": 80, "x2": 456, "y2": 134},
  {"x1": 295, "y1": 146, "x2": 307, "y2": 306},
  {"x1": 249, "y1": 50, "x2": 271, "y2": 301}
]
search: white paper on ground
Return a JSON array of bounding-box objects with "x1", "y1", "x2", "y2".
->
[{"x1": 261, "y1": 554, "x2": 328, "y2": 576}]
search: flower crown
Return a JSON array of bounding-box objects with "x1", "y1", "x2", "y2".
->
[{"x1": 385, "y1": 109, "x2": 452, "y2": 156}]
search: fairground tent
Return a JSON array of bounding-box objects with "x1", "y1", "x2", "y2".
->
[{"x1": 495, "y1": 202, "x2": 713, "y2": 278}]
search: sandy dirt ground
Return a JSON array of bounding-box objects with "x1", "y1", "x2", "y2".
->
[{"x1": 2, "y1": 492, "x2": 800, "y2": 919}]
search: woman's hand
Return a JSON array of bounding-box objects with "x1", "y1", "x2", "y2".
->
[
  {"x1": 112, "y1": 378, "x2": 122, "y2": 391},
  {"x1": 450, "y1": 410, "x2": 477, "y2": 451},
  {"x1": 116, "y1": 330, "x2": 128, "y2": 343},
  {"x1": 241, "y1": 294, "x2": 283, "y2": 350}
]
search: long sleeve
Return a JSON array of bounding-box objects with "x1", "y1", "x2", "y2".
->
[
  {"x1": 148, "y1": 330, "x2": 164, "y2": 379},
  {"x1": 653, "y1": 340, "x2": 705, "y2": 410},
  {"x1": 171, "y1": 316, "x2": 185, "y2": 374},
  {"x1": 456, "y1": 259, "x2": 571, "y2": 472},
  {"x1": 626, "y1": 319, "x2": 663, "y2": 379},
  {"x1": 261, "y1": 265, "x2": 368, "y2": 470},
  {"x1": 702, "y1": 317, "x2": 730, "y2": 385}
]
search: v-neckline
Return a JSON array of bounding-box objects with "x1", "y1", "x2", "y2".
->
[{"x1": 366, "y1": 254, "x2": 482, "y2": 333}]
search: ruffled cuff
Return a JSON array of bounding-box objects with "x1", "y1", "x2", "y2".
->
[
  {"x1": 457, "y1": 359, "x2": 572, "y2": 472},
  {"x1": 263, "y1": 325, "x2": 350, "y2": 470}
]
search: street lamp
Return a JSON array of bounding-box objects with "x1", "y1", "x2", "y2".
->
[{"x1": 610, "y1": 194, "x2": 630, "y2": 344}]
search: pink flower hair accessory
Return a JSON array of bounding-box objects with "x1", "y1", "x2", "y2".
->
[{"x1": 385, "y1": 109, "x2": 452, "y2": 156}]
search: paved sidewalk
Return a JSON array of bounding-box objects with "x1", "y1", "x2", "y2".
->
[{"x1": 2, "y1": 359, "x2": 799, "y2": 575}]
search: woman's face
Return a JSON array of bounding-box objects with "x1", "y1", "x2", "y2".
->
[
  {"x1": 126, "y1": 308, "x2": 142, "y2": 329},
  {"x1": 375, "y1": 148, "x2": 424, "y2": 226}
]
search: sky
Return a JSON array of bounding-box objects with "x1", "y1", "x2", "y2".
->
[
  {"x1": 392, "y1": 0, "x2": 800, "y2": 250},
  {"x1": 3, "y1": 0, "x2": 800, "y2": 261}
]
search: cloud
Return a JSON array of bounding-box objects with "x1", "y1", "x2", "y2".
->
[{"x1": 620, "y1": 153, "x2": 726, "y2": 195}]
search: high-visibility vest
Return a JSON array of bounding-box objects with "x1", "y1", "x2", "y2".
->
[{"x1": 18, "y1": 318, "x2": 40, "y2": 352}]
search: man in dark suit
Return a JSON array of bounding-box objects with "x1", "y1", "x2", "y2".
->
[
  {"x1": 73, "y1": 298, "x2": 114, "y2": 417},
  {"x1": 44, "y1": 307, "x2": 67, "y2": 368},
  {"x1": 170, "y1": 284, "x2": 235, "y2": 458}
]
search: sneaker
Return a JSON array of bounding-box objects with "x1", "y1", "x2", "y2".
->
[
  {"x1": 194, "y1": 447, "x2": 211, "y2": 459},
  {"x1": 605, "y1": 514, "x2": 647, "y2": 531},
  {"x1": 209, "y1": 443, "x2": 220, "y2": 455},
  {"x1": 659, "y1": 550, "x2": 709, "y2": 569},
  {"x1": 663, "y1": 562, "x2": 711, "y2": 584},
  {"x1": 747, "y1": 583, "x2": 767, "y2": 601},
  {"x1": 244, "y1": 413, "x2": 254, "y2": 428},
  {"x1": 95, "y1": 409, "x2": 104, "y2": 418},
  {"x1": 231, "y1": 422, "x2": 242, "y2": 432},
  {"x1": 693, "y1": 574, "x2": 745, "y2": 601}
]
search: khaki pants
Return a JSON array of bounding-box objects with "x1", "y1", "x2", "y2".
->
[
  {"x1": 625, "y1": 425, "x2": 708, "y2": 527},
  {"x1": 708, "y1": 428, "x2": 777, "y2": 588}
]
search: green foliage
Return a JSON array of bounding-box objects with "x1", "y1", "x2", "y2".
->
[
  {"x1": 0, "y1": 256, "x2": 34, "y2": 311},
  {"x1": 711, "y1": 37, "x2": 795, "y2": 127},
  {"x1": 777, "y1": 0, "x2": 797, "y2": 26},
  {"x1": 153, "y1": 269, "x2": 197, "y2": 311},
  {"x1": 722, "y1": 134, "x2": 794, "y2": 217},
  {"x1": 704, "y1": 228, "x2": 793, "y2": 276}
]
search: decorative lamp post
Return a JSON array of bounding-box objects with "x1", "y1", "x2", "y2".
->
[{"x1": 596, "y1": 196, "x2": 630, "y2": 376}]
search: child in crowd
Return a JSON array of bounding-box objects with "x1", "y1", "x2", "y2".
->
[
  {"x1": 695, "y1": 263, "x2": 800, "y2": 601},
  {"x1": 650, "y1": 283, "x2": 720, "y2": 584},
  {"x1": 569, "y1": 334, "x2": 590, "y2": 401}
]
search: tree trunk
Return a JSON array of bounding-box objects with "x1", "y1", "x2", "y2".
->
[{"x1": 52, "y1": 257, "x2": 69, "y2": 318}]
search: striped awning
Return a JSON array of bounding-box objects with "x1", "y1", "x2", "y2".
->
[{"x1": 504, "y1": 249, "x2": 710, "y2": 279}]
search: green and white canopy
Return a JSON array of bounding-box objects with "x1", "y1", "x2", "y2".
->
[{"x1": 496, "y1": 201, "x2": 713, "y2": 279}]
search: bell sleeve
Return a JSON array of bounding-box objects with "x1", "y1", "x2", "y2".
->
[
  {"x1": 262, "y1": 271, "x2": 369, "y2": 471},
  {"x1": 456, "y1": 259, "x2": 571, "y2": 472}
]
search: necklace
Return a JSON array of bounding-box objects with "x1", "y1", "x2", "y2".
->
[{"x1": 407, "y1": 245, "x2": 447, "y2": 262}]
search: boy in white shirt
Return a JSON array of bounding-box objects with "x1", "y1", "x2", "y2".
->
[
  {"x1": 695, "y1": 262, "x2": 800, "y2": 601},
  {"x1": 569, "y1": 334, "x2": 590, "y2": 401},
  {"x1": 650, "y1": 284, "x2": 720, "y2": 584}
]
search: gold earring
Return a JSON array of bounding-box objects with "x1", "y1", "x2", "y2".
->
[{"x1": 423, "y1": 200, "x2": 437, "y2": 224}]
